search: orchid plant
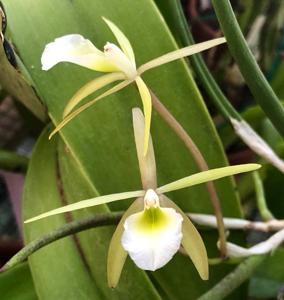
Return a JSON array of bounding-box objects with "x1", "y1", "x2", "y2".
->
[
  {"x1": 42, "y1": 17, "x2": 226, "y2": 155},
  {"x1": 25, "y1": 108, "x2": 260, "y2": 287}
]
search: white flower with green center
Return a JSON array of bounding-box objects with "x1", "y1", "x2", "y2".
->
[
  {"x1": 42, "y1": 17, "x2": 226, "y2": 155},
  {"x1": 24, "y1": 108, "x2": 261, "y2": 287},
  {"x1": 122, "y1": 190, "x2": 183, "y2": 271}
]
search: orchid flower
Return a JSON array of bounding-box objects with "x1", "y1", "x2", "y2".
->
[
  {"x1": 24, "y1": 108, "x2": 260, "y2": 287},
  {"x1": 42, "y1": 17, "x2": 226, "y2": 155}
]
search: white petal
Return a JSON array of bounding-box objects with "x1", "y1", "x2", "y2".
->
[
  {"x1": 41, "y1": 34, "x2": 118, "y2": 72},
  {"x1": 104, "y1": 42, "x2": 137, "y2": 79},
  {"x1": 121, "y1": 207, "x2": 183, "y2": 271}
]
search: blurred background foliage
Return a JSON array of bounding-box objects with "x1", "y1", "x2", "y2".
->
[{"x1": 0, "y1": 0, "x2": 284, "y2": 299}]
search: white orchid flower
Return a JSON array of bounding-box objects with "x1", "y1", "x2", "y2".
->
[
  {"x1": 24, "y1": 108, "x2": 260, "y2": 287},
  {"x1": 42, "y1": 17, "x2": 226, "y2": 155}
]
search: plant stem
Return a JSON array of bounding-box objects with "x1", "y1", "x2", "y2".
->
[
  {"x1": 150, "y1": 90, "x2": 227, "y2": 257},
  {"x1": 154, "y1": 0, "x2": 284, "y2": 173},
  {"x1": 212, "y1": 0, "x2": 284, "y2": 140},
  {"x1": 0, "y1": 149, "x2": 29, "y2": 172},
  {"x1": 1, "y1": 212, "x2": 123, "y2": 272},
  {"x1": 164, "y1": 0, "x2": 240, "y2": 121},
  {"x1": 252, "y1": 171, "x2": 275, "y2": 221},
  {"x1": 197, "y1": 255, "x2": 266, "y2": 300}
]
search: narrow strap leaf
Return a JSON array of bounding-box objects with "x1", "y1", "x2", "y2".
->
[
  {"x1": 135, "y1": 77, "x2": 152, "y2": 156},
  {"x1": 107, "y1": 198, "x2": 144, "y2": 288},
  {"x1": 132, "y1": 107, "x2": 157, "y2": 189},
  {"x1": 137, "y1": 37, "x2": 226, "y2": 75},
  {"x1": 24, "y1": 190, "x2": 144, "y2": 223},
  {"x1": 157, "y1": 163, "x2": 261, "y2": 194},
  {"x1": 160, "y1": 195, "x2": 208, "y2": 280},
  {"x1": 63, "y1": 72, "x2": 125, "y2": 117},
  {"x1": 103, "y1": 17, "x2": 136, "y2": 67},
  {"x1": 49, "y1": 79, "x2": 133, "y2": 139}
]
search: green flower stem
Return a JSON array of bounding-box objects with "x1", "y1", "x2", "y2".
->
[
  {"x1": 212, "y1": 0, "x2": 284, "y2": 139},
  {"x1": 0, "y1": 149, "x2": 29, "y2": 172},
  {"x1": 252, "y1": 171, "x2": 275, "y2": 221},
  {"x1": 150, "y1": 90, "x2": 227, "y2": 257},
  {"x1": 197, "y1": 255, "x2": 266, "y2": 300},
  {"x1": 1, "y1": 212, "x2": 123, "y2": 272}
]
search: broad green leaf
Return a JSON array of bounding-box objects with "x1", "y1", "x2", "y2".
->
[
  {"x1": 63, "y1": 72, "x2": 125, "y2": 117},
  {"x1": 157, "y1": 164, "x2": 261, "y2": 194},
  {"x1": 107, "y1": 198, "x2": 144, "y2": 288},
  {"x1": 57, "y1": 140, "x2": 161, "y2": 299},
  {"x1": 23, "y1": 128, "x2": 101, "y2": 299},
  {"x1": 5, "y1": 0, "x2": 245, "y2": 298},
  {"x1": 0, "y1": 262, "x2": 37, "y2": 300},
  {"x1": 25, "y1": 189, "x2": 144, "y2": 223},
  {"x1": 161, "y1": 195, "x2": 208, "y2": 280}
]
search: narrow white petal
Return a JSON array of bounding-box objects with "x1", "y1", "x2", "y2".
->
[
  {"x1": 103, "y1": 17, "x2": 136, "y2": 67},
  {"x1": 135, "y1": 77, "x2": 152, "y2": 156},
  {"x1": 157, "y1": 164, "x2": 261, "y2": 194},
  {"x1": 161, "y1": 196, "x2": 208, "y2": 280},
  {"x1": 63, "y1": 72, "x2": 125, "y2": 117},
  {"x1": 121, "y1": 207, "x2": 183, "y2": 271},
  {"x1": 132, "y1": 108, "x2": 157, "y2": 189},
  {"x1": 41, "y1": 34, "x2": 118, "y2": 72},
  {"x1": 24, "y1": 190, "x2": 144, "y2": 223},
  {"x1": 137, "y1": 37, "x2": 226, "y2": 75},
  {"x1": 49, "y1": 79, "x2": 133, "y2": 139}
]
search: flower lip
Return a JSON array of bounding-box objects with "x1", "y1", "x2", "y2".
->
[
  {"x1": 121, "y1": 207, "x2": 183, "y2": 271},
  {"x1": 144, "y1": 189, "x2": 159, "y2": 208}
]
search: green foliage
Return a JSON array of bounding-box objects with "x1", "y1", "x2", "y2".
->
[
  {"x1": 4, "y1": 0, "x2": 282, "y2": 299},
  {"x1": 0, "y1": 262, "x2": 37, "y2": 300}
]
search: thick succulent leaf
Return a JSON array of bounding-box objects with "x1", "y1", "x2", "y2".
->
[
  {"x1": 157, "y1": 164, "x2": 261, "y2": 194},
  {"x1": 23, "y1": 128, "x2": 101, "y2": 299},
  {"x1": 5, "y1": 0, "x2": 245, "y2": 298},
  {"x1": 63, "y1": 72, "x2": 125, "y2": 117},
  {"x1": 0, "y1": 262, "x2": 37, "y2": 300},
  {"x1": 133, "y1": 107, "x2": 157, "y2": 189},
  {"x1": 107, "y1": 198, "x2": 144, "y2": 288},
  {"x1": 161, "y1": 195, "x2": 208, "y2": 280}
]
